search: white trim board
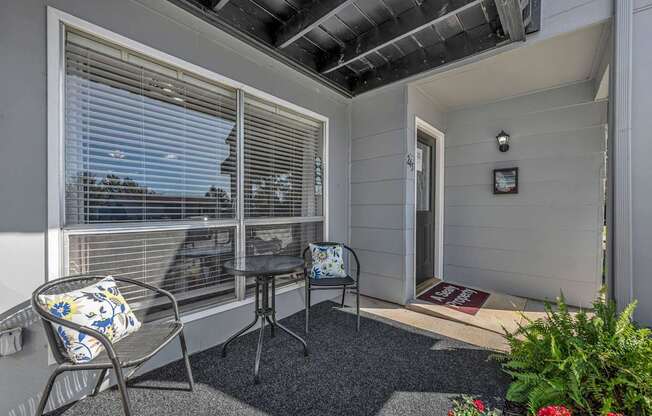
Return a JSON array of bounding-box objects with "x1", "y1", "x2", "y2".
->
[{"x1": 412, "y1": 117, "x2": 445, "y2": 301}]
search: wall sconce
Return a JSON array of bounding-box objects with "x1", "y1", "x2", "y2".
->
[{"x1": 496, "y1": 130, "x2": 510, "y2": 152}]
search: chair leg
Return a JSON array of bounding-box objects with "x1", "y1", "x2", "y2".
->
[
  {"x1": 112, "y1": 360, "x2": 132, "y2": 416},
  {"x1": 341, "y1": 286, "x2": 346, "y2": 307},
  {"x1": 91, "y1": 368, "x2": 108, "y2": 396},
  {"x1": 254, "y1": 315, "x2": 266, "y2": 384},
  {"x1": 305, "y1": 283, "x2": 310, "y2": 334},
  {"x1": 178, "y1": 330, "x2": 195, "y2": 392},
  {"x1": 36, "y1": 367, "x2": 64, "y2": 416},
  {"x1": 356, "y1": 286, "x2": 361, "y2": 332}
]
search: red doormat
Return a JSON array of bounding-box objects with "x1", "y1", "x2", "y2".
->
[{"x1": 417, "y1": 282, "x2": 490, "y2": 316}]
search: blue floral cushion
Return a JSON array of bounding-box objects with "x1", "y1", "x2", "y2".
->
[
  {"x1": 309, "y1": 243, "x2": 347, "y2": 279},
  {"x1": 37, "y1": 276, "x2": 141, "y2": 363}
]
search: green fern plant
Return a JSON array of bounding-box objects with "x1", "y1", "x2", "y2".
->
[{"x1": 501, "y1": 289, "x2": 652, "y2": 415}]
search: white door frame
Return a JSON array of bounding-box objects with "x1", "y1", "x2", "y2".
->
[{"x1": 413, "y1": 117, "x2": 445, "y2": 298}]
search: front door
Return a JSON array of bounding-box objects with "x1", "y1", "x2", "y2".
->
[{"x1": 416, "y1": 130, "x2": 435, "y2": 285}]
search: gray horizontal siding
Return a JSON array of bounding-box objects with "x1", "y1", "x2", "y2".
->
[
  {"x1": 445, "y1": 100, "x2": 607, "y2": 148},
  {"x1": 443, "y1": 81, "x2": 606, "y2": 307},
  {"x1": 445, "y1": 155, "x2": 603, "y2": 187},
  {"x1": 351, "y1": 180, "x2": 406, "y2": 205},
  {"x1": 444, "y1": 226, "x2": 598, "y2": 256},
  {"x1": 444, "y1": 264, "x2": 601, "y2": 306},
  {"x1": 446, "y1": 81, "x2": 596, "y2": 124},
  {"x1": 349, "y1": 87, "x2": 409, "y2": 304},
  {"x1": 351, "y1": 128, "x2": 407, "y2": 161},
  {"x1": 351, "y1": 153, "x2": 407, "y2": 183}
]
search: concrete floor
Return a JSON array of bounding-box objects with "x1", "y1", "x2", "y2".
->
[
  {"x1": 341, "y1": 293, "x2": 511, "y2": 352},
  {"x1": 341, "y1": 287, "x2": 584, "y2": 353}
]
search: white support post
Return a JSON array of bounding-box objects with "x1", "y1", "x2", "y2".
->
[{"x1": 612, "y1": 0, "x2": 634, "y2": 310}]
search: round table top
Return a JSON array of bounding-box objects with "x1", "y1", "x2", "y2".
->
[{"x1": 223, "y1": 255, "x2": 305, "y2": 277}]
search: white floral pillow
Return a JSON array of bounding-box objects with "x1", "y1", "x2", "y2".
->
[
  {"x1": 38, "y1": 276, "x2": 141, "y2": 363},
  {"x1": 310, "y1": 244, "x2": 347, "y2": 279}
]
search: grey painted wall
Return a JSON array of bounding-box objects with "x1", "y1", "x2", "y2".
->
[
  {"x1": 0, "y1": 0, "x2": 348, "y2": 413},
  {"x1": 443, "y1": 81, "x2": 607, "y2": 307},
  {"x1": 349, "y1": 85, "x2": 447, "y2": 305},
  {"x1": 631, "y1": 0, "x2": 652, "y2": 325},
  {"x1": 406, "y1": 86, "x2": 448, "y2": 301},
  {"x1": 349, "y1": 86, "x2": 410, "y2": 304}
]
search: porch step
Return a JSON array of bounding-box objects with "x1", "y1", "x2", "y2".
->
[{"x1": 408, "y1": 279, "x2": 527, "y2": 335}]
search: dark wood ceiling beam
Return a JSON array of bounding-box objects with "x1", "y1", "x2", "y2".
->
[
  {"x1": 275, "y1": 0, "x2": 355, "y2": 48},
  {"x1": 349, "y1": 24, "x2": 499, "y2": 95},
  {"x1": 320, "y1": 0, "x2": 483, "y2": 75},
  {"x1": 494, "y1": 0, "x2": 526, "y2": 41},
  {"x1": 167, "y1": 0, "x2": 354, "y2": 97},
  {"x1": 209, "y1": 0, "x2": 230, "y2": 11}
]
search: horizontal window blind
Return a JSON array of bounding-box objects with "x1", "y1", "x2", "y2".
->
[
  {"x1": 244, "y1": 95, "x2": 323, "y2": 218},
  {"x1": 67, "y1": 227, "x2": 236, "y2": 304},
  {"x1": 64, "y1": 32, "x2": 238, "y2": 225}
]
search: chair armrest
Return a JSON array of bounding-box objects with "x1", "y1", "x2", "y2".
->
[
  {"x1": 343, "y1": 245, "x2": 361, "y2": 281},
  {"x1": 112, "y1": 277, "x2": 181, "y2": 321}
]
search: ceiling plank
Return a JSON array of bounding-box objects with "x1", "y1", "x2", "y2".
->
[
  {"x1": 320, "y1": 0, "x2": 483, "y2": 74},
  {"x1": 494, "y1": 0, "x2": 526, "y2": 41},
  {"x1": 275, "y1": 0, "x2": 355, "y2": 48},
  {"x1": 349, "y1": 24, "x2": 499, "y2": 95}
]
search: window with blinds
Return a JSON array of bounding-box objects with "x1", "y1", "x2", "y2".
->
[
  {"x1": 59, "y1": 28, "x2": 326, "y2": 309},
  {"x1": 244, "y1": 95, "x2": 323, "y2": 218},
  {"x1": 64, "y1": 32, "x2": 237, "y2": 225}
]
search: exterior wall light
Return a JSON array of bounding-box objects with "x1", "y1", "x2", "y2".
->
[{"x1": 496, "y1": 130, "x2": 510, "y2": 152}]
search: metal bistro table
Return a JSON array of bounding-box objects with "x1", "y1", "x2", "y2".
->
[{"x1": 221, "y1": 255, "x2": 308, "y2": 383}]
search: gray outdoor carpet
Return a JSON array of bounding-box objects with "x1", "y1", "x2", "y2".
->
[{"x1": 51, "y1": 301, "x2": 510, "y2": 416}]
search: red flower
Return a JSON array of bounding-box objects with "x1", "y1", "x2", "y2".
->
[
  {"x1": 473, "y1": 400, "x2": 485, "y2": 412},
  {"x1": 606, "y1": 413, "x2": 623, "y2": 416},
  {"x1": 537, "y1": 406, "x2": 571, "y2": 416},
  {"x1": 447, "y1": 411, "x2": 455, "y2": 416}
]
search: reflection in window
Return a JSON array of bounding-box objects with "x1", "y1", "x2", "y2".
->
[
  {"x1": 416, "y1": 140, "x2": 432, "y2": 211},
  {"x1": 245, "y1": 222, "x2": 323, "y2": 288},
  {"x1": 64, "y1": 41, "x2": 237, "y2": 224},
  {"x1": 244, "y1": 96, "x2": 323, "y2": 218},
  {"x1": 68, "y1": 227, "x2": 236, "y2": 305}
]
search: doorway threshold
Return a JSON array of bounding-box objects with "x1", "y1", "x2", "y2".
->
[{"x1": 416, "y1": 276, "x2": 440, "y2": 297}]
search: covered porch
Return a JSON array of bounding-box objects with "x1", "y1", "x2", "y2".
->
[{"x1": 2, "y1": 0, "x2": 644, "y2": 416}]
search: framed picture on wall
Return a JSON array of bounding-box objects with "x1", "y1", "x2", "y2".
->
[{"x1": 493, "y1": 167, "x2": 518, "y2": 194}]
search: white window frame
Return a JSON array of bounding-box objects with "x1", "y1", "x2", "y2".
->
[{"x1": 46, "y1": 7, "x2": 329, "y2": 306}]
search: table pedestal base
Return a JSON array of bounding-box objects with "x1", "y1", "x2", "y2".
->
[{"x1": 221, "y1": 274, "x2": 308, "y2": 384}]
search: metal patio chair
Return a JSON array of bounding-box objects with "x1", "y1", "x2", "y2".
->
[
  {"x1": 303, "y1": 242, "x2": 360, "y2": 333},
  {"x1": 31, "y1": 275, "x2": 194, "y2": 416}
]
